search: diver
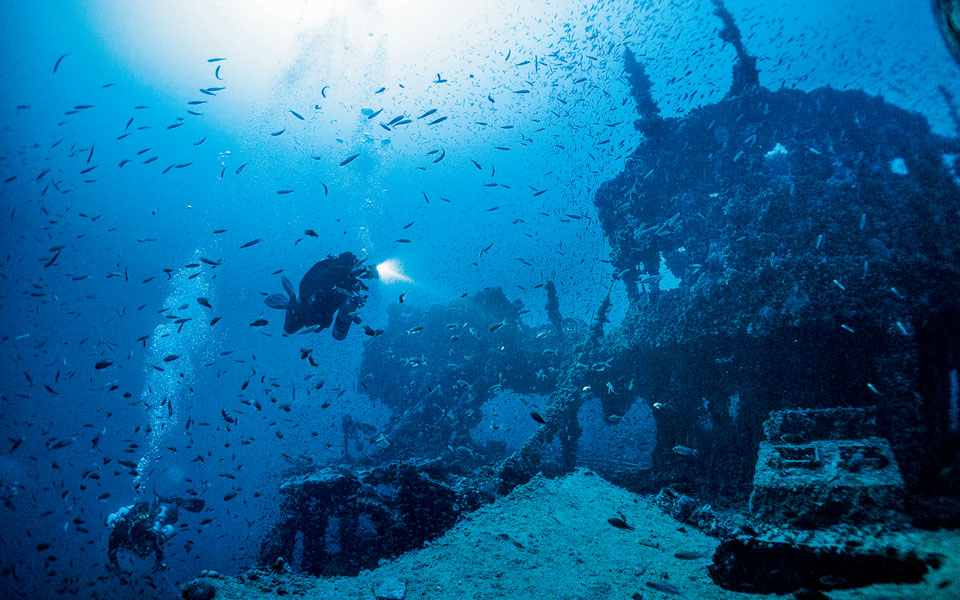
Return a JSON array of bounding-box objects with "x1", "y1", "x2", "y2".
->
[
  {"x1": 106, "y1": 495, "x2": 204, "y2": 570},
  {"x1": 265, "y1": 251, "x2": 379, "y2": 339}
]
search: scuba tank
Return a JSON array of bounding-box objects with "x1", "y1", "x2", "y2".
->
[{"x1": 332, "y1": 296, "x2": 358, "y2": 341}]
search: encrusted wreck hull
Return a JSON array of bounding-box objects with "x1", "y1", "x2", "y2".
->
[{"x1": 590, "y1": 4, "x2": 960, "y2": 503}]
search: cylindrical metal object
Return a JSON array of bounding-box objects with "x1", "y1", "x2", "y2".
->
[{"x1": 332, "y1": 297, "x2": 357, "y2": 341}]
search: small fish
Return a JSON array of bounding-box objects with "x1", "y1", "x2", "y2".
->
[
  {"x1": 277, "y1": 190, "x2": 294, "y2": 194},
  {"x1": 240, "y1": 239, "x2": 261, "y2": 249},
  {"x1": 429, "y1": 116, "x2": 447, "y2": 125},
  {"x1": 53, "y1": 53, "x2": 70, "y2": 73},
  {"x1": 645, "y1": 581, "x2": 682, "y2": 595},
  {"x1": 530, "y1": 412, "x2": 545, "y2": 424},
  {"x1": 819, "y1": 574, "x2": 846, "y2": 587},
  {"x1": 289, "y1": 109, "x2": 304, "y2": 120},
  {"x1": 249, "y1": 319, "x2": 268, "y2": 327},
  {"x1": 8, "y1": 437, "x2": 24, "y2": 454},
  {"x1": 208, "y1": 57, "x2": 227, "y2": 62},
  {"x1": 236, "y1": 163, "x2": 246, "y2": 175},
  {"x1": 197, "y1": 297, "x2": 212, "y2": 308},
  {"x1": 672, "y1": 445, "x2": 698, "y2": 457},
  {"x1": 271, "y1": 129, "x2": 285, "y2": 136},
  {"x1": 638, "y1": 275, "x2": 662, "y2": 285},
  {"x1": 215, "y1": 65, "x2": 222, "y2": 80},
  {"x1": 339, "y1": 153, "x2": 360, "y2": 166},
  {"x1": 418, "y1": 108, "x2": 437, "y2": 120},
  {"x1": 607, "y1": 517, "x2": 634, "y2": 531},
  {"x1": 94, "y1": 360, "x2": 113, "y2": 370},
  {"x1": 674, "y1": 551, "x2": 707, "y2": 560}
]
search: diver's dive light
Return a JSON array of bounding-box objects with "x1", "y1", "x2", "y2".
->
[{"x1": 375, "y1": 259, "x2": 412, "y2": 284}]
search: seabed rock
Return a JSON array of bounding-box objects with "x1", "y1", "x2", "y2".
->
[{"x1": 181, "y1": 577, "x2": 216, "y2": 600}]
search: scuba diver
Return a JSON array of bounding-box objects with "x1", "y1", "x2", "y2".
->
[
  {"x1": 106, "y1": 495, "x2": 204, "y2": 570},
  {"x1": 265, "y1": 251, "x2": 379, "y2": 339}
]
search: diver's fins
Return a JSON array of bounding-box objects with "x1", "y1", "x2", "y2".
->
[
  {"x1": 281, "y1": 276, "x2": 296, "y2": 302},
  {"x1": 265, "y1": 275, "x2": 298, "y2": 309},
  {"x1": 265, "y1": 294, "x2": 291, "y2": 309}
]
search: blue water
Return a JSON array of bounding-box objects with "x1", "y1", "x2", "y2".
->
[{"x1": 1, "y1": 1, "x2": 959, "y2": 598}]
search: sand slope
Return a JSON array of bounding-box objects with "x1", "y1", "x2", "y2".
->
[{"x1": 209, "y1": 470, "x2": 957, "y2": 600}]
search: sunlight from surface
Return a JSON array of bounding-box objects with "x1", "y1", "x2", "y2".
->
[{"x1": 91, "y1": 0, "x2": 492, "y2": 102}]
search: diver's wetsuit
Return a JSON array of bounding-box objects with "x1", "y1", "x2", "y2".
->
[
  {"x1": 282, "y1": 252, "x2": 372, "y2": 335},
  {"x1": 106, "y1": 500, "x2": 178, "y2": 569}
]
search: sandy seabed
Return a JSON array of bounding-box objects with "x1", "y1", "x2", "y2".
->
[{"x1": 207, "y1": 470, "x2": 958, "y2": 600}]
